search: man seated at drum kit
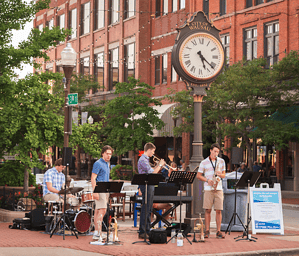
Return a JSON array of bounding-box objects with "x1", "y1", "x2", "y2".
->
[{"x1": 91, "y1": 145, "x2": 114, "y2": 240}]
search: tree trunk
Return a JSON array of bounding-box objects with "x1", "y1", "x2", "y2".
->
[
  {"x1": 132, "y1": 150, "x2": 136, "y2": 174},
  {"x1": 245, "y1": 138, "x2": 253, "y2": 171},
  {"x1": 24, "y1": 167, "x2": 29, "y2": 193}
]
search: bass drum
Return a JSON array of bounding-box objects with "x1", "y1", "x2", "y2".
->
[{"x1": 66, "y1": 210, "x2": 91, "y2": 233}]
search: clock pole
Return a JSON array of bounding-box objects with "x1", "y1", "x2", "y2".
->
[{"x1": 170, "y1": 11, "x2": 225, "y2": 230}]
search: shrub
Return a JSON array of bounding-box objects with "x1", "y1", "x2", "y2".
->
[
  {"x1": 0, "y1": 161, "x2": 36, "y2": 187},
  {"x1": 110, "y1": 164, "x2": 137, "y2": 181}
]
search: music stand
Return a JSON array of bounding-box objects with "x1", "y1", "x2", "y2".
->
[
  {"x1": 50, "y1": 164, "x2": 78, "y2": 240},
  {"x1": 234, "y1": 171, "x2": 261, "y2": 242},
  {"x1": 167, "y1": 171, "x2": 196, "y2": 245},
  {"x1": 131, "y1": 173, "x2": 164, "y2": 245},
  {"x1": 225, "y1": 171, "x2": 246, "y2": 235},
  {"x1": 94, "y1": 181, "x2": 124, "y2": 245}
]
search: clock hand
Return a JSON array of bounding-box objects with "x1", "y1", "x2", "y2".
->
[
  {"x1": 197, "y1": 51, "x2": 206, "y2": 69},
  {"x1": 197, "y1": 50, "x2": 215, "y2": 70}
]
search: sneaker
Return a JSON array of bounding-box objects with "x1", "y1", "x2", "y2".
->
[
  {"x1": 204, "y1": 230, "x2": 210, "y2": 238},
  {"x1": 93, "y1": 231, "x2": 99, "y2": 240},
  {"x1": 216, "y1": 231, "x2": 225, "y2": 239}
]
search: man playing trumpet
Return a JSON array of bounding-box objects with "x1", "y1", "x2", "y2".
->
[{"x1": 138, "y1": 142, "x2": 165, "y2": 239}]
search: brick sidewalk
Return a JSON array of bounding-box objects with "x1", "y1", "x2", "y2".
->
[{"x1": 1, "y1": 222, "x2": 299, "y2": 256}]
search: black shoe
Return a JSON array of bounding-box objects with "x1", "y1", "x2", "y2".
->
[{"x1": 138, "y1": 233, "x2": 149, "y2": 239}]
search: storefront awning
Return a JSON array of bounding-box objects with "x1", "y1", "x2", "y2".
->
[
  {"x1": 152, "y1": 103, "x2": 182, "y2": 137},
  {"x1": 271, "y1": 106, "x2": 299, "y2": 128}
]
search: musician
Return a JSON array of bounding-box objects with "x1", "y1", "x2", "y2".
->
[
  {"x1": 91, "y1": 145, "x2": 113, "y2": 240},
  {"x1": 138, "y1": 142, "x2": 165, "y2": 239},
  {"x1": 197, "y1": 143, "x2": 226, "y2": 239},
  {"x1": 43, "y1": 158, "x2": 68, "y2": 203}
]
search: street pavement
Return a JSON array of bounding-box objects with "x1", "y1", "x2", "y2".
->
[{"x1": 0, "y1": 197, "x2": 299, "y2": 256}]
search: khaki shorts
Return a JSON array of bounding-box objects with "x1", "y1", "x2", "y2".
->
[
  {"x1": 95, "y1": 193, "x2": 109, "y2": 209},
  {"x1": 43, "y1": 193, "x2": 64, "y2": 203},
  {"x1": 203, "y1": 190, "x2": 224, "y2": 211}
]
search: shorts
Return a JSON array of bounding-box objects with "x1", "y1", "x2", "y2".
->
[
  {"x1": 203, "y1": 190, "x2": 224, "y2": 211},
  {"x1": 95, "y1": 193, "x2": 109, "y2": 209},
  {"x1": 43, "y1": 193, "x2": 64, "y2": 203}
]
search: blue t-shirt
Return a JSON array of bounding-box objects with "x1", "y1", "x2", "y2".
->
[{"x1": 92, "y1": 158, "x2": 110, "y2": 182}]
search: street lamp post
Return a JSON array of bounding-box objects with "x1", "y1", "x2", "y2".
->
[
  {"x1": 87, "y1": 116, "x2": 94, "y2": 177},
  {"x1": 61, "y1": 43, "x2": 76, "y2": 180}
]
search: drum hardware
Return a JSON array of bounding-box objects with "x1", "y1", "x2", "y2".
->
[{"x1": 44, "y1": 201, "x2": 63, "y2": 216}]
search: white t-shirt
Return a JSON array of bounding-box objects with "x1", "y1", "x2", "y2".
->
[{"x1": 198, "y1": 156, "x2": 226, "y2": 191}]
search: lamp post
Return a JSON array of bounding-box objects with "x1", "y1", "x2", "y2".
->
[
  {"x1": 87, "y1": 116, "x2": 94, "y2": 177},
  {"x1": 61, "y1": 43, "x2": 76, "y2": 181}
]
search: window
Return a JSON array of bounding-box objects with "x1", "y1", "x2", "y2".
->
[
  {"x1": 124, "y1": 43, "x2": 135, "y2": 82},
  {"x1": 221, "y1": 34, "x2": 230, "y2": 65},
  {"x1": 255, "y1": 0, "x2": 264, "y2": 5},
  {"x1": 47, "y1": 19, "x2": 54, "y2": 30},
  {"x1": 80, "y1": 57, "x2": 90, "y2": 76},
  {"x1": 94, "y1": 52, "x2": 104, "y2": 92},
  {"x1": 109, "y1": 48, "x2": 119, "y2": 91},
  {"x1": 124, "y1": 0, "x2": 135, "y2": 19},
  {"x1": 94, "y1": 0, "x2": 105, "y2": 30},
  {"x1": 109, "y1": 0, "x2": 119, "y2": 25},
  {"x1": 162, "y1": 53, "x2": 167, "y2": 83},
  {"x1": 219, "y1": 0, "x2": 226, "y2": 16},
  {"x1": 81, "y1": 2, "x2": 90, "y2": 35},
  {"x1": 244, "y1": 27, "x2": 257, "y2": 61},
  {"x1": 156, "y1": 0, "x2": 161, "y2": 17},
  {"x1": 246, "y1": 0, "x2": 253, "y2": 8},
  {"x1": 265, "y1": 21, "x2": 279, "y2": 67},
  {"x1": 179, "y1": 0, "x2": 185, "y2": 9},
  {"x1": 69, "y1": 8, "x2": 77, "y2": 39},
  {"x1": 155, "y1": 55, "x2": 161, "y2": 85},
  {"x1": 172, "y1": 0, "x2": 178, "y2": 12},
  {"x1": 163, "y1": 0, "x2": 168, "y2": 15},
  {"x1": 203, "y1": 0, "x2": 209, "y2": 19},
  {"x1": 57, "y1": 14, "x2": 65, "y2": 29},
  {"x1": 171, "y1": 65, "x2": 177, "y2": 82},
  {"x1": 38, "y1": 24, "x2": 43, "y2": 32}
]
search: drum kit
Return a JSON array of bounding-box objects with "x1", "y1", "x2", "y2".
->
[{"x1": 45, "y1": 186, "x2": 97, "y2": 234}]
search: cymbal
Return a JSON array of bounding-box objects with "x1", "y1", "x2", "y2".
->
[{"x1": 58, "y1": 187, "x2": 84, "y2": 194}]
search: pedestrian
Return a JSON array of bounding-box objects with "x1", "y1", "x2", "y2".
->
[
  {"x1": 138, "y1": 142, "x2": 165, "y2": 239},
  {"x1": 91, "y1": 145, "x2": 113, "y2": 240},
  {"x1": 197, "y1": 143, "x2": 226, "y2": 239}
]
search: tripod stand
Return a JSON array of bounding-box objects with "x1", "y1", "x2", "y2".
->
[
  {"x1": 132, "y1": 173, "x2": 164, "y2": 245},
  {"x1": 234, "y1": 171, "x2": 260, "y2": 242},
  {"x1": 50, "y1": 164, "x2": 78, "y2": 240},
  {"x1": 225, "y1": 171, "x2": 246, "y2": 235},
  {"x1": 167, "y1": 171, "x2": 196, "y2": 245},
  {"x1": 93, "y1": 181, "x2": 123, "y2": 245}
]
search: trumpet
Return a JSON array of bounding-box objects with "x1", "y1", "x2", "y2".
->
[{"x1": 153, "y1": 155, "x2": 177, "y2": 171}]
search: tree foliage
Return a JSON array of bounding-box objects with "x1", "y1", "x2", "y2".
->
[
  {"x1": 104, "y1": 77, "x2": 165, "y2": 170},
  {"x1": 0, "y1": 0, "x2": 69, "y2": 191}
]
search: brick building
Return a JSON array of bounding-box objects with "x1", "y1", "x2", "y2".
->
[{"x1": 34, "y1": 0, "x2": 299, "y2": 191}]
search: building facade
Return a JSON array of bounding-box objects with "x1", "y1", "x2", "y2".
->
[{"x1": 34, "y1": 0, "x2": 299, "y2": 191}]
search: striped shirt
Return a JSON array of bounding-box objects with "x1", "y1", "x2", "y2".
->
[
  {"x1": 43, "y1": 167, "x2": 65, "y2": 196},
  {"x1": 198, "y1": 156, "x2": 226, "y2": 191},
  {"x1": 138, "y1": 154, "x2": 154, "y2": 174}
]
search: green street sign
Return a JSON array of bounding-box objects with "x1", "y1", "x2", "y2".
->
[{"x1": 68, "y1": 93, "x2": 78, "y2": 105}]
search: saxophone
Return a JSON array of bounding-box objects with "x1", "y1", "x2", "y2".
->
[{"x1": 212, "y1": 162, "x2": 221, "y2": 192}]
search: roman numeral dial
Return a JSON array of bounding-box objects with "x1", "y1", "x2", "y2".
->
[{"x1": 178, "y1": 32, "x2": 225, "y2": 81}]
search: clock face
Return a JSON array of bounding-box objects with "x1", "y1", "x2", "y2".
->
[{"x1": 178, "y1": 32, "x2": 224, "y2": 81}]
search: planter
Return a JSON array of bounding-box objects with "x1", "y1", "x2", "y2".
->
[{"x1": 0, "y1": 186, "x2": 35, "y2": 192}]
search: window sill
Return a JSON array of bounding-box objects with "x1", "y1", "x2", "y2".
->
[
  {"x1": 80, "y1": 33, "x2": 91, "y2": 39},
  {"x1": 123, "y1": 16, "x2": 136, "y2": 22},
  {"x1": 93, "y1": 27, "x2": 105, "y2": 33}
]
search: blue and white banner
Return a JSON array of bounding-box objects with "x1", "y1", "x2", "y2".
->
[{"x1": 250, "y1": 184, "x2": 284, "y2": 235}]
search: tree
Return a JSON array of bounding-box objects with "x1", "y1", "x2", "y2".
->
[
  {"x1": 0, "y1": 0, "x2": 69, "y2": 192},
  {"x1": 204, "y1": 54, "x2": 299, "y2": 170},
  {"x1": 104, "y1": 77, "x2": 165, "y2": 171}
]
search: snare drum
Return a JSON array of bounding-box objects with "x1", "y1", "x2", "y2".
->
[
  {"x1": 67, "y1": 197, "x2": 80, "y2": 207},
  {"x1": 44, "y1": 201, "x2": 62, "y2": 216},
  {"x1": 66, "y1": 210, "x2": 91, "y2": 233},
  {"x1": 81, "y1": 192, "x2": 94, "y2": 203}
]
